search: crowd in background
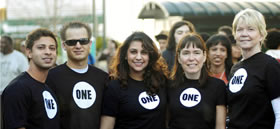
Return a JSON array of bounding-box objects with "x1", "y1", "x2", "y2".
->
[{"x1": 1, "y1": 8, "x2": 280, "y2": 129}]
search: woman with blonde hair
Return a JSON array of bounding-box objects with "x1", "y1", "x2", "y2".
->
[{"x1": 227, "y1": 8, "x2": 280, "y2": 129}]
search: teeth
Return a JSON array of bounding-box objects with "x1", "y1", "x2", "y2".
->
[{"x1": 187, "y1": 64, "x2": 196, "y2": 67}]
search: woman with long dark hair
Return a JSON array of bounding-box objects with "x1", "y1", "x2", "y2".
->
[
  {"x1": 206, "y1": 34, "x2": 233, "y2": 84},
  {"x1": 167, "y1": 33, "x2": 227, "y2": 129},
  {"x1": 100, "y1": 32, "x2": 169, "y2": 129},
  {"x1": 162, "y1": 20, "x2": 196, "y2": 71}
]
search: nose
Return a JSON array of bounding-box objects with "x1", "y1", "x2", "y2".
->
[
  {"x1": 240, "y1": 29, "x2": 249, "y2": 36},
  {"x1": 216, "y1": 49, "x2": 222, "y2": 56},
  {"x1": 188, "y1": 53, "x2": 195, "y2": 60},
  {"x1": 75, "y1": 42, "x2": 82, "y2": 48},
  {"x1": 45, "y1": 48, "x2": 52, "y2": 55},
  {"x1": 136, "y1": 53, "x2": 142, "y2": 60}
]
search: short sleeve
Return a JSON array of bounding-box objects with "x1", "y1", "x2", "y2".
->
[
  {"x1": 2, "y1": 83, "x2": 31, "y2": 129},
  {"x1": 102, "y1": 80, "x2": 121, "y2": 117},
  {"x1": 266, "y1": 59, "x2": 280, "y2": 100},
  {"x1": 215, "y1": 80, "x2": 227, "y2": 106}
]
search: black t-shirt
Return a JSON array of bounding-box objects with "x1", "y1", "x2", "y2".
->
[
  {"x1": 102, "y1": 77, "x2": 167, "y2": 129},
  {"x1": 227, "y1": 52, "x2": 280, "y2": 129},
  {"x1": 2, "y1": 72, "x2": 60, "y2": 129},
  {"x1": 46, "y1": 63, "x2": 108, "y2": 129},
  {"x1": 167, "y1": 77, "x2": 227, "y2": 129}
]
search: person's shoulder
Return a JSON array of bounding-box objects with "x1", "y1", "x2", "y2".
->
[
  {"x1": 12, "y1": 50, "x2": 26, "y2": 58},
  {"x1": 258, "y1": 52, "x2": 279, "y2": 64},
  {"x1": 13, "y1": 50, "x2": 23, "y2": 55},
  {"x1": 265, "y1": 49, "x2": 280, "y2": 58},
  {"x1": 48, "y1": 63, "x2": 67, "y2": 73},
  {"x1": 162, "y1": 49, "x2": 173, "y2": 55},
  {"x1": 105, "y1": 79, "x2": 122, "y2": 91},
  {"x1": 207, "y1": 76, "x2": 226, "y2": 87},
  {"x1": 89, "y1": 65, "x2": 109, "y2": 76},
  {"x1": 108, "y1": 79, "x2": 121, "y2": 85},
  {"x1": 3, "y1": 73, "x2": 30, "y2": 95}
]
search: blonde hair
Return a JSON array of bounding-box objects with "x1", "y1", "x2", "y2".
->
[{"x1": 232, "y1": 8, "x2": 267, "y2": 44}]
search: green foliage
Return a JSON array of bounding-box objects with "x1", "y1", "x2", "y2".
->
[{"x1": 96, "y1": 36, "x2": 104, "y2": 52}]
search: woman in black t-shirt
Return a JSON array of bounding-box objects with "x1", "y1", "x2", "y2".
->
[
  {"x1": 100, "y1": 32, "x2": 169, "y2": 129},
  {"x1": 227, "y1": 8, "x2": 280, "y2": 129},
  {"x1": 162, "y1": 20, "x2": 196, "y2": 71},
  {"x1": 168, "y1": 33, "x2": 227, "y2": 129}
]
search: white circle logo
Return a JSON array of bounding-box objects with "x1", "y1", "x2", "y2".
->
[
  {"x1": 180, "y1": 88, "x2": 201, "y2": 107},
  {"x1": 72, "y1": 81, "x2": 96, "y2": 109},
  {"x1": 42, "y1": 91, "x2": 58, "y2": 119},
  {"x1": 138, "y1": 92, "x2": 160, "y2": 110},
  {"x1": 229, "y1": 68, "x2": 247, "y2": 93}
]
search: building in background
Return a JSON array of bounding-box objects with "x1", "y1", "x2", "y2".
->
[{"x1": 138, "y1": 0, "x2": 280, "y2": 34}]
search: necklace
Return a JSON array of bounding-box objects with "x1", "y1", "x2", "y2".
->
[{"x1": 219, "y1": 70, "x2": 225, "y2": 79}]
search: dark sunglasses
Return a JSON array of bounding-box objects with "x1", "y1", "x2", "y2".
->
[{"x1": 64, "y1": 38, "x2": 90, "y2": 46}]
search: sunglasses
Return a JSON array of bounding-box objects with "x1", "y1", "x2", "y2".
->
[{"x1": 64, "y1": 38, "x2": 90, "y2": 46}]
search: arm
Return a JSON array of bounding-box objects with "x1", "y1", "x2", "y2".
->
[
  {"x1": 100, "y1": 115, "x2": 116, "y2": 129},
  {"x1": 215, "y1": 105, "x2": 226, "y2": 129},
  {"x1": 272, "y1": 97, "x2": 280, "y2": 129}
]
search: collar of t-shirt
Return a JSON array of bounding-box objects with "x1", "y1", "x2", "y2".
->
[{"x1": 71, "y1": 65, "x2": 89, "y2": 74}]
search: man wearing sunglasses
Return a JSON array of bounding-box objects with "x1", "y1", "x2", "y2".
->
[{"x1": 46, "y1": 21, "x2": 108, "y2": 129}]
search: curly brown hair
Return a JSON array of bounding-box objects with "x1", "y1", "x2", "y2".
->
[{"x1": 110, "y1": 32, "x2": 169, "y2": 95}]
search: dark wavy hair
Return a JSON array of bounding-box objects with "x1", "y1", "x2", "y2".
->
[
  {"x1": 265, "y1": 28, "x2": 280, "y2": 49},
  {"x1": 166, "y1": 20, "x2": 196, "y2": 52},
  {"x1": 206, "y1": 34, "x2": 233, "y2": 80},
  {"x1": 170, "y1": 33, "x2": 209, "y2": 88},
  {"x1": 110, "y1": 32, "x2": 169, "y2": 95},
  {"x1": 26, "y1": 28, "x2": 57, "y2": 50}
]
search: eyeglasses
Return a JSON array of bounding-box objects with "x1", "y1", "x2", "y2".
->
[{"x1": 64, "y1": 38, "x2": 90, "y2": 46}]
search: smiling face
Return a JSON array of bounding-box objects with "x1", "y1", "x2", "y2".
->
[
  {"x1": 235, "y1": 19, "x2": 263, "y2": 51},
  {"x1": 63, "y1": 27, "x2": 91, "y2": 63},
  {"x1": 126, "y1": 40, "x2": 149, "y2": 77},
  {"x1": 178, "y1": 43, "x2": 206, "y2": 79},
  {"x1": 27, "y1": 36, "x2": 57, "y2": 70},
  {"x1": 208, "y1": 43, "x2": 227, "y2": 67}
]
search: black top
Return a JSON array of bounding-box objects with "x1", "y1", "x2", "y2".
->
[
  {"x1": 102, "y1": 77, "x2": 167, "y2": 129},
  {"x1": 167, "y1": 77, "x2": 227, "y2": 129},
  {"x1": 227, "y1": 52, "x2": 280, "y2": 129},
  {"x1": 46, "y1": 63, "x2": 108, "y2": 129},
  {"x1": 2, "y1": 72, "x2": 60, "y2": 129},
  {"x1": 162, "y1": 49, "x2": 175, "y2": 71}
]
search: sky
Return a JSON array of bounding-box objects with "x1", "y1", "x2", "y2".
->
[
  {"x1": 1, "y1": 0, "x2": 155, "y2": 42},
  {"x1": 0, "y1": 0, "x2": 5, "y2": 8},
  {"x1": 1, "y1": 0, "x2": 280, "y2": 42}
]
